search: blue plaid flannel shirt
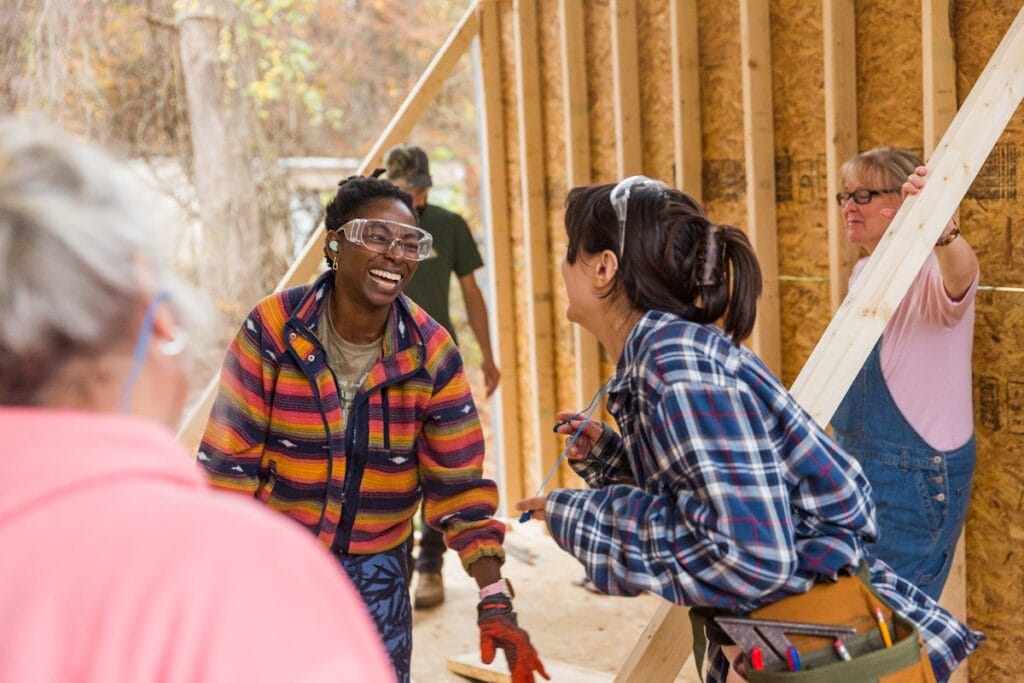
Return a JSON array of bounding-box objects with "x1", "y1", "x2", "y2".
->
[{"x1": 545, "y1": 311, "x2": 982, "y2": 681}]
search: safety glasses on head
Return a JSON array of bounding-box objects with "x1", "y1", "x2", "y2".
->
[
  {"x1": 609, "y1": 175, "x2": 668, "y2": 259},
  {"x1": 340, "y1": 218, "x2": 433, "y2": 261}
]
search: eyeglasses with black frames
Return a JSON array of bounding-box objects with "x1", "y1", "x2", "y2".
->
[
  {"x1": 835, "y1": 188, "x2": 901, "y2": 208},
  {"x1": 340, "y1": 218, "x2": 433, "y2": 261}
]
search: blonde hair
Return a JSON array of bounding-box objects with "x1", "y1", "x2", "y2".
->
[{"x1": 840, "y1": 147, "x2": 922, "y2": 191}]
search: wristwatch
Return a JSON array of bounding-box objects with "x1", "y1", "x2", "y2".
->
[{"x1": 478, "y1": 578, "x2": 515, "y2": 600}]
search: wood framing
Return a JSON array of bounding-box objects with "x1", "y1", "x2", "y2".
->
[
  {"x1": 669, "y1": 0, "x2": 702, "y2": 197},
  {"x1": 739, "y1": 0, "x2": 782, "y2": 375},
  {"x1": 922, "y1": 0, "x2": 958, "y2": 156},
  {"x1": 176, "y1": 2, "x2": 481, "y2": 451},
  {"x1": 611, "y1": 0, "x2": 643, "y2": 177},
  {"x1": 921, "y1": 5, "x2": 968, "y2": 681},
  {"x1": 823, "y1": 0, "x2": 860, "y2": 313},
  {"x1": 560, "y1": 0, "x2": 603, "y2": 477},
  {"x1": 792, "y1": 5, "x2": 1024, "y2": 427},
  {"x1": 619, "y1": 8, "x2": 1024, "y2": 678},
  {"x1": 615, "y1": 602, "x2": 695, "y2": 683},
  {"x1": 513, "y1": 0, "x2": 560, "y2": 490},
  {"x1": 476, "y1": 0, "x2": 524, "y2": 507}
]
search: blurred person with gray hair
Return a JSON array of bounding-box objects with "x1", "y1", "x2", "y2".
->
[{"x1": 0, "y1": 119, "x2": 394, "y2": 683}]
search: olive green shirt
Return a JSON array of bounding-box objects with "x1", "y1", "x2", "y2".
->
[{"x1": 402, "y1": 203, "x2": 483, "y2": 343}]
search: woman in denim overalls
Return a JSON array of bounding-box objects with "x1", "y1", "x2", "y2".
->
[{"x1": 832, "y1": 148, "x2": 980, "y2": 600}]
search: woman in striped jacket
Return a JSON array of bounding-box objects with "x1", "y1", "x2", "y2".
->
[{"x1": 200, "y1": 174, "x2": 546, "y2": 683}]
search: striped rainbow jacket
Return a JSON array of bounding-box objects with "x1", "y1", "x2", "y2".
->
[{"x1": 199, "y1": 271, "x2": 505, "y2": 569}]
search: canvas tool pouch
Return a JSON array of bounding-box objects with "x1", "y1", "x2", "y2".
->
[{"x1": 690, "y1": 563, "x2": 936, "y2": 682}]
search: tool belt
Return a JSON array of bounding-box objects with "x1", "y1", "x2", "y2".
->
[{"x1": 689, "y1": 563, "x2": 936, "y2": 682}]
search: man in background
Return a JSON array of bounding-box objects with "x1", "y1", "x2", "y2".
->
[{"x1": 385, "y1": 143, "x2": 500, "y2": 609}]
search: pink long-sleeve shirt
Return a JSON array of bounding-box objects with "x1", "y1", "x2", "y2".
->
[
  {"x1": 0, "y1": 408, "x2": 394, "y2": 683},
  {"x1": 851, "y1": 253, "x2": 979, "y2": 451}
]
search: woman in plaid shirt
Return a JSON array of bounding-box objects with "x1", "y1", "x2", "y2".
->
[{"x1": 516, "y1": 178, "x2": 980, "y2": 681}]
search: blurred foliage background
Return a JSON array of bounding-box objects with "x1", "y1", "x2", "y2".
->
[{"x1": 0, "y1": 0, "x2": 487, "y2": 414}]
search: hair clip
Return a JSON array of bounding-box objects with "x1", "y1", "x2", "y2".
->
[{"x1": 698, "y1": 224, "x2": 721, "y2": 286}]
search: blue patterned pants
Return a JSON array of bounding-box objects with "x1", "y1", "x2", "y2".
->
[{"x1": 336, "y1": 543, "x2": 413, "y2": 683}]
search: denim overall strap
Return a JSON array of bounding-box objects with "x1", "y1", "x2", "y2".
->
[{"x1": 832, "y1": 340, "x2": 975, "y2": 600}]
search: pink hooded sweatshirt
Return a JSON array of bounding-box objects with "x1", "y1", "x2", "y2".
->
[{"x1": 0, "y1": 408, "x2": 394, "y2": 683}]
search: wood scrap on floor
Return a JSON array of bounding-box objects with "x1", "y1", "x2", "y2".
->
[{"x1": 447, "y1": 652, "x2": 613, "y2": 683}]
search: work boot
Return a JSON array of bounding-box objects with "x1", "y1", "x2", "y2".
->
[{"x1": 413, "y1": 571, "x2": 445, "y2": 609}]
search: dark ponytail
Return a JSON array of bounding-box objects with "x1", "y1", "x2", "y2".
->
[
  {"x1": 564, "y1": 183, "x2": 762, "y2": 345},
  {"x1": 714, "y1": 225, "x2": 761, "y2": 344}
]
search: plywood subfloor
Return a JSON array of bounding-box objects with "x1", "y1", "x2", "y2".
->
[{"x1": 411, "y1": 522, "x2": 699, "y2": 683}]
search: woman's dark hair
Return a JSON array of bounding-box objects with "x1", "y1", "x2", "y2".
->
[
  {"x1": 564, "y1": 183, "x2": 762, "y2": 345},
  {"x1": 323, "y1": 171, "x2": 416, "y2": 266}
]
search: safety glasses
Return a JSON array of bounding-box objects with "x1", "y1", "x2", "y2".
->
[
  {"x1": 340, "y1": 218, "x2": 433, "y2": 261},
  {"x1": 609, "y1": 175, "x2": 668, "y2": 258}
]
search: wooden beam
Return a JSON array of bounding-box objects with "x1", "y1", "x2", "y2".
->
[
  {"x1": 619, "y1": 9, "x2": 1024, "y2": 679},
  {"x1": 176, "y1": 2, "x2": 481, "y2": 452},
  {"x1": 823, "y1": 0, "x2": 861, "y2": 313},
  {"x1": 560, "y1": 0, "x2": 602, "y2": 487},
  {"x1": 513, "y1": 0, "x2": 559, "y2": 494},
  {"x1": 615, "y1": 601, "x2": 695, "y2": 683},
  {"x1": 611, "y1": 0, "x2": 643, "y2": 177},
  {"x1": 740, "y1": 0, "x2": 781, "y2": 375},
  {"x1": 476, "y1": 0, "x2": 524, "y2": 508},
  {"x1": 669, "y1": 0, "x2": 702, "y2": 198},
  {"x1": 921, "y1": 5, "x2": 967, "y2": 682},
  {"x1": 448, "y1": 652, "x2": 612, "y2": 682},
  {"x1": 923, "y1": 0, "x2": 958, "y2": 156}
]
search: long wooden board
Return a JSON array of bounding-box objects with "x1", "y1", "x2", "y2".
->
[
  {"x1": 476, "y1": 0, "x2": 524, "y2": 508},
  {"x1": 739, "y1": 0, "x2": 782, "y2": 375}
]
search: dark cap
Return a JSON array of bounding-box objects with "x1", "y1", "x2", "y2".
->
[{"x1": 384, "y1": 144, "x2": 432, "y2": 188}]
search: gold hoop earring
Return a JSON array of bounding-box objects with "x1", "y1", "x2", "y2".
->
[{"x1": 331, "y1": 258, "x2": 338, "y2": 272}]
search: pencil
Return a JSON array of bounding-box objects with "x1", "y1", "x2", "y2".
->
[{"x1": 874, "y1": 606, "x2": 893, "y2": 648}]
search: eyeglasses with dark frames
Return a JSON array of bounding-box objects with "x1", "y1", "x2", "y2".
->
[{"x1": 835, "y1": 188, "x2": 901, "y2": 208}]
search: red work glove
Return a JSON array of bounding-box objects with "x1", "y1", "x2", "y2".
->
[{"x1": 478, "y1": 595, "x2": 549, "y2": 683}]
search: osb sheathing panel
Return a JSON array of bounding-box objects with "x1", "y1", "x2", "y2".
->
[
  {"x1": 953, "y1": 3, "x2": 1024, "y2": 678},
  {"x1": 697, "y1": 1, "x2": 745, "y2": 233},
  {"x1": 770, "y1": 0, "x2": 830, "y2": 385},
  {"x1": 585, "y1": 1, "x2": 617, "y2": 184},
  {"x1": 637, "y1": 1, "x2": 674, "y2": 182},
  {"x1": 856, "y1": 0, "x2": 923, "y2": 151}
]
